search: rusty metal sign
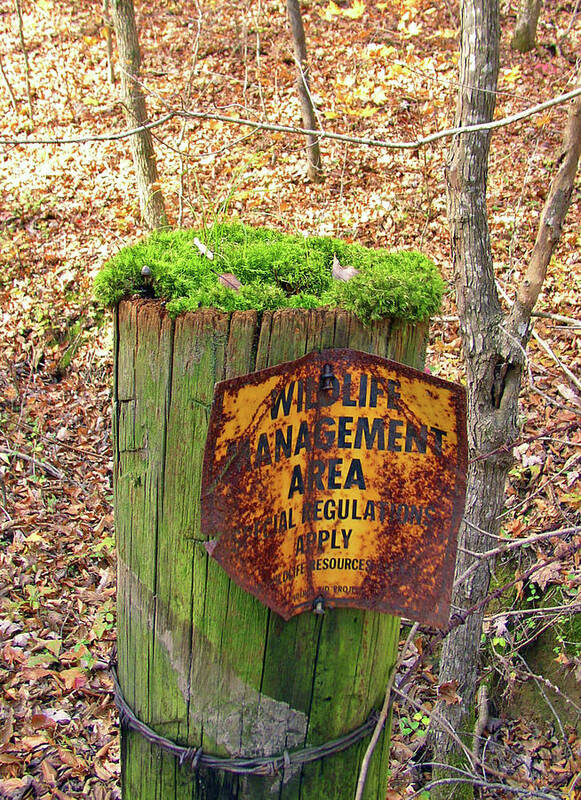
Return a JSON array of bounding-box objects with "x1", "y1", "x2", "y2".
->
[{"x1": 201, "y1": 349, "x2": 467, "y2": 628}]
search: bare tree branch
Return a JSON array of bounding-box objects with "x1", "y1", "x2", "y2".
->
[
  {"x1": 454, "y1": 525, "x2": 580, "y2": 588},
  {"x1": 13, "y1": 0, "x2": 33, "y2": 121},
  {"x1": 508, "y1": 70, "x2": 581, "y2": 341},
  {"x1": 0, "y1": 52, "x2": 17, "y2": 111}
]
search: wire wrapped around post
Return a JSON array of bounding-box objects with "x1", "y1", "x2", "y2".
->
[{"x1": 111, "y1": 663, "x2": 380, "y2": 778}]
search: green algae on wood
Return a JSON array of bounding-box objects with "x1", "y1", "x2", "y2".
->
[
  {"x1": 114, "y1": 302, "x2": 431, "y2": 799},
  {"x1": 95, "y1": 222, "x2": 445, "y2": 324}
]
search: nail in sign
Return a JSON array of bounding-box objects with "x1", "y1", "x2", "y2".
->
[{"x1": 201, "y1": 349, "x2": 467, "y2": 627}]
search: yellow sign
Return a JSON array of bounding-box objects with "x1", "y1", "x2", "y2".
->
[{"x1": 201, "y1": 349, "x2": 467, "y2": 627}]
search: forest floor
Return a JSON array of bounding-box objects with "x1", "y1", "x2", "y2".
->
[{"x1": 0, "y1": 0, "x2": 580, "y2": 797}]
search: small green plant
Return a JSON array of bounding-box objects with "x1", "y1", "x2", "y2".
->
[
  {"x1": 43, "y1": 492, "x2": 59, "y2": 512},
  {"x1": 73, "y1": 641, "x2": 97, "y2": 669},
  {"x1": 91, "y1": 602, "x2": 116, "y2": 641},
  {"x1": 552, "y1": 617, "x2": 581, "y2": 659},
  {"x1": 526, "y1": 584, "x2": 540, "y2": 603},
  {"x1": 24, "y1": 584, "x2": 51, "y2": 610},
  {"x1": 93, "y1": 534, "x2": 115, "y2": 556},
  {"x1": 399, "y1": 710, "x2": 430, "y2": 737}
]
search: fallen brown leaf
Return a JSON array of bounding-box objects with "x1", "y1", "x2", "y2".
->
[
  {"x1": 218, "y1": 273, "x2": 242, "y2": 290},
  {"x1": 437, "y1": 679, "x2": 462, "y2": 705},
  {"x1": 0, "y1": 709, "x2": 14, "y2": 747},
  {"x1": 40, "y1": 757, "x2": 57, "y2": 785}
]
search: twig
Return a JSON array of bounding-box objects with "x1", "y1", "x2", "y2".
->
[
  {"x1": 407, "y1": 776, "x2": 560, "y2": 800},
  {"x1": 102, "y1": 0, "x2": 115, "y2": 84},
  {"x1": 424, "y1": 757, "x2": 527, "y2": 787},
  {"x1": 398, "y1": 541, "x2": 581, "y2": 705},
  {"x1": 456, "y1": 542, "x2": 581, "y2": 627},
  {"x1": 454, "y1": 526, "x2": 580, "y2": 589},
  {"x1": 498, "y1": 453, "x2": 581, "y2": 518},
  {"x1": 532, "y1": 310, "x2": 581, "y2": 326},
  {"x1": 558, "y1": 0, "x2": 581, "y2": 45},
  {"x1": 9, "y1": 421, "x2": 108, "y2": 461},
  {"x1": 472, "y1": 684, "x2": 488, "y2": 765},
  {"x1": 392, "y1": 687, "x2": 523, "y2": 784},
  {"x1": 254, "y1": 0, "x2": 267, "y2": 120},
  {"x1": 514, "y1": 652, "x2": 570, "y2": 747},
  {"x1": 355, "y1": 623, "x2": 419, "y2": 800},
  {"x1": 177, "y1": 86, "x2": 581, "y2": 148},
  {"x1": 513, "y1": 656, "x2": 581, "y2": 716},
  {"x1": 0, "y1": 53, "x2": 17, "y2": 111},
  {"x1": 530, "y1": 383, "x2": 578, "y2": 413},
  {"x1": 532, "y1": 327, "x2": 581, "y2": 394},
  {"x1": 469, "y1": 418, "x2": 573, "y2": 464},
  {"x1": 496, "y1": 277, "x2": 581, "y2": 329},
  {"x1": 506, "y1": 605, "x2": 570, "y2": 657},
  {"x1": 176, "y1": 5, "x2": 202, "y2": 227},
  {"x1": 2, "y1": 86, "x2": 580, "y2": 148},
  {"x1": 484, "y1": 601, "x2": 581, "y2": 621},
  {"x1": 391, "y1": 686, "x2": 475, "y2": 768},
  {"x1": 0, "y1": 447, "x2": 64, "y2": 480}
]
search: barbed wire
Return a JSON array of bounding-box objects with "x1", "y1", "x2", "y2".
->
[
  {"x1": 110, "y1": 662, "x2": 380, "y2": 777},
  {"x1": 0, "y1": 112, "x2": 176, "y2": 147},
  {"x1": 1, "y1": 86, "x2": 580, "y2": 149}
]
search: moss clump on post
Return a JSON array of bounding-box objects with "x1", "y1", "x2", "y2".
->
[{"x1": 94, "y1": 222, "x2": 444, "y2": 323}]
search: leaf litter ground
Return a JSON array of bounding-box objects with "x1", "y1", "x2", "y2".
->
[{"x1": 0, "y1": 0, "x2": 580, "y2": 797}]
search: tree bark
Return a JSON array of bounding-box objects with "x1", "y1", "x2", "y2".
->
[
  {"x1": 511, "y1": 0, "x2": 542, "y2": 52},
  {"x1": 430, "y1": 0, "x2": 581, "y2": 789},
  {"x1": 286, "y1": 0, "x2": 323, "y2": 183},
  {"x1": 111, "y1": 0, "x2": 167, "y2": 229}
]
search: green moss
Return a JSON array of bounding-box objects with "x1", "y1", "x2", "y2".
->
[{"x1": 94, "y1": 222, "x2": 445, "y2": 323}]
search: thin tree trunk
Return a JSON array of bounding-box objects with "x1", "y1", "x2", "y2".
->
[
  {"x1": 430, "y1": 0, "x2": 581, "y2": 787},
  {"x1": 286, "y1": 0, "x2": 323, "y2": 183},
  {"x1": 508, "y1": 72, "x2": 581, "y2": 337},
  {"x1": 511, "y1": 0, "x2": 542, "y2": 52},
  {"x1": 111, "y1": 0, "x2": 167, "y2": 229},
  {"x1": 103, "y1": 0, "x2": 115, "y2": 84},
  {"x1": 14, "y1": 0, "x2": 33, "y2": 122}
]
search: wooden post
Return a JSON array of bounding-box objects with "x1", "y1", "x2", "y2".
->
[{"x1": 114, "y1": 301, "x2": 429, "y2": 799}]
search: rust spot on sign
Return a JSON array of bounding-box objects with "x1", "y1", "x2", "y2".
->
[{"x1": 201, "y1": 349, "x2": 467, "y2": 628}]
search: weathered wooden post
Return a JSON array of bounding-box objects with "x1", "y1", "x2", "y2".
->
[{"x1": 106, "y1": 228, "x2": 466, "y2": 800}]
